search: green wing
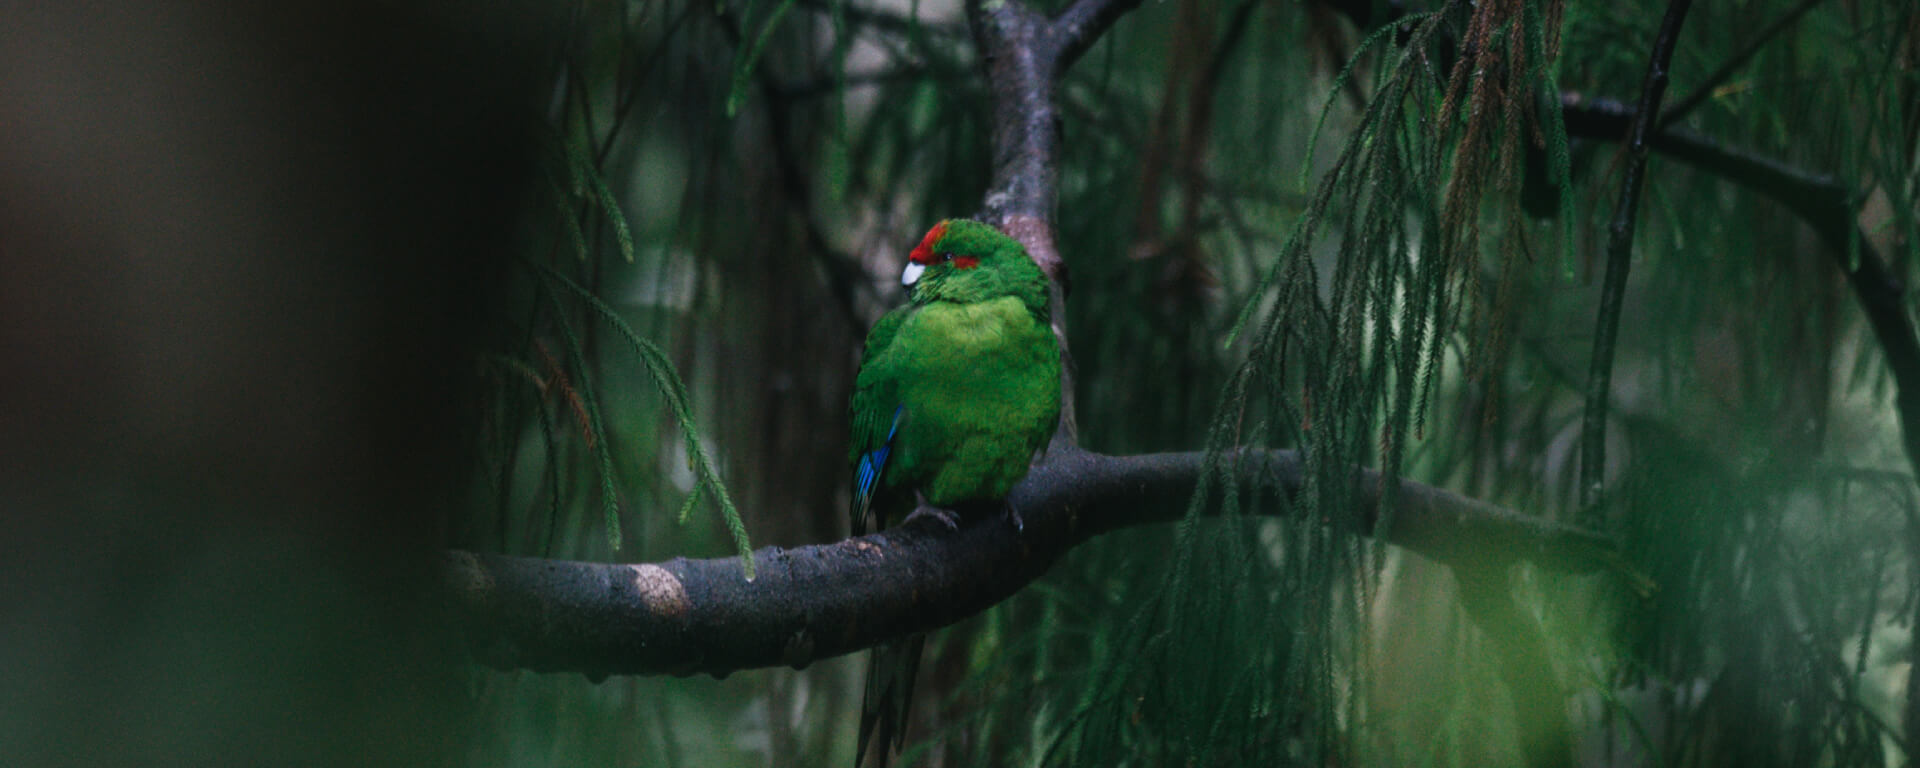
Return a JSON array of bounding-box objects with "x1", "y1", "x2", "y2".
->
[{"x1": 849, "y1": 306, "x2": 912, "y2": 536}]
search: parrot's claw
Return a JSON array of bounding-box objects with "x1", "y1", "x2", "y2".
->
[
  {"x1": 1005, "y1": 502, "x2": 1025, "y2": 533},
  {"x1": 905, "y1": 506, "x2": 962, "y2": 532}
]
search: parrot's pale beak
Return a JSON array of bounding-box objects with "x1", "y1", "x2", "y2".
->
[{"x1": 901, "y1": 262, "x2": 926, "y2": 287}]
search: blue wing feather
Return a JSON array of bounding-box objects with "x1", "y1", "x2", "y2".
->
[{"x1": 852, "y1": 406, "x2": 903, "y2": 536}]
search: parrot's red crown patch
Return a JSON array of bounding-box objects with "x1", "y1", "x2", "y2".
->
[{"x1": 908, "y1": 221, "x2": 949, "y2": 265}]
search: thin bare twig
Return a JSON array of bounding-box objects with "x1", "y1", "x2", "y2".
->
[
  {"x1": 1657, "y1": 0, "x2": 1829, "y2": 129},
  {"x1": 1052, "y1": 0, "x2": 1149, "y2": 73},
  {"x1": 1579, "y1": 0, "x2": 1693, "y2": 528}
]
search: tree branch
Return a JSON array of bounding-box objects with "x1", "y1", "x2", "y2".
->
[
  {"x1": 965, "y1": 0, "x2": 1146, "y2": 280},
  {"x1": 1051, "y1": 0, "x2": 1148, "y2": 73},
  {"x1": 968, "y1": 0, "x2": 1064, "y2": 269},
  {"x1": 446, "y1": 447, "x2": 1622, "y2": 679},
  {"x1": 1565, "y1": 88, "x2": 1920, "y2": 753},
  {"x1": 1560, "y1": 97, "x2": 1920, "y2": 476},
  {"x1": 1579, "y1": 0, "x2": 1692, "y2": 527},
  {"x1": 1656, "y1": 0, "x2": 1828, "y2": 130}
]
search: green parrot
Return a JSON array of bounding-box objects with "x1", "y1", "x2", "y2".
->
[{"x1": 848, "y1": 219, "x2": 1062, "y2": 766}]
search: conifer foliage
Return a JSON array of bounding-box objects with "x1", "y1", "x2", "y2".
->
[{"x1": 458, "y1": 0, "x2": 1920, "y2": 765}]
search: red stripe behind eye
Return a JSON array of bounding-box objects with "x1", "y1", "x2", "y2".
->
[
  {"x1": 953, "y1": 256, "x2": 980, "y2": 269},
  {"x1": 908, "y1": 221, "x2": 949, "y2": 265}
]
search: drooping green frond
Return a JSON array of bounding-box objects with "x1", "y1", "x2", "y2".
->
[
  {"x1": 534, "y1": 259, "x2": 753, "y2": 576},
  {"x1": 726, "y1": 0, "x2": 800, "y2": 116},
  {"x1": 535, "y1": 272, "x2": 627, "y2": 550},
  {"x1": 565, "y1": 136, "x2": 639, "y2": 264}
]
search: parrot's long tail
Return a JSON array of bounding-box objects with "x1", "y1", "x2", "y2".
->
[{"x1": 855, "y1": 632, "x2": 926, "y2": 768}]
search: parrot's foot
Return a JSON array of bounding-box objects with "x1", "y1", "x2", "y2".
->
[{"x1": 905, "y1": 505, "x2": 961, "y2": 531}]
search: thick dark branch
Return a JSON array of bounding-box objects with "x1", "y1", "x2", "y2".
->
[
  {"x1": 968, "y1": 0, "x2": 1064, "y2": 263},
  {"x1": 446, "y1": 448, "x2": 1621, "y2": 679},
  {"x1": 1579, "y1": 0, "x2": 1692, "y2": 527},
  {"x1": 966, "y1": 0, "x2": 1147, "y2": 272}
]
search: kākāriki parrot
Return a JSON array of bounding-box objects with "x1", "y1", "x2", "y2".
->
[{"x1": 848, "y1": 219, "x2": 1062, "y2": 767}]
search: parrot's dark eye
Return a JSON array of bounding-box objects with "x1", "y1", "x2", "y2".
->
[{"x1": 940, "y1": 252, "x2": 954, "y2": 262}]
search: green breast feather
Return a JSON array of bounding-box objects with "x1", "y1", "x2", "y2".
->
[{"x1": 873, "y1": 296, "x2": 1059, "y2": 506}]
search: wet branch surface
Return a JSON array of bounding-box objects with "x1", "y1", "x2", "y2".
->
[{"x1": 447, "y1": 448, "x2": 1620, "y2": 679}]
